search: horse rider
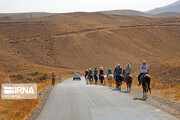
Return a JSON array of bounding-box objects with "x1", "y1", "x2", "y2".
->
[
  {"x1": 89, "y1": 68, "x2": 93, "y2": 77},
  {"x1": 124, "y1": 63, "x2": 132, "y2": 82},
  {"x1": 107, "y1": 67, "x2": 112, "y2": 77},
  {"x1": 113, "y1": 65, "x2": 118, "y2": 79},
  {"x1": 115, "y1": 64, "x2": 122, "y2": 78},
  {"x1": 85, "y1": 69, "x2": 89, "y2": 78},
  {"x1": 51, "y1": 72, "x2": 56, "y2": 85},
  {"x1": 99, "y1": 67, "x2": 104, "y2": 75},
  {"x1": 94, "y1": 68, "x2": 98, "y2": 83},
  {"x1": 99, "y1": 67, "x2": 104, "y2": 84},
  {"x1": 138, "y1": 60, "x2": 149, "y2": 86}
]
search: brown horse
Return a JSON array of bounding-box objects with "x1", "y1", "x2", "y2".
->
[
  {"x1": 88, "y1": 74, "x2": 93, "y2": 84},
  {"x1": 142, "y1": 74, "x2": 151, "y2": 98},
  {"x1": 116, "y1": 74, "x2": 124, "y2": 91},
  {"x1": 126, "y1": 74, "x2": 133, "y2": 92}
]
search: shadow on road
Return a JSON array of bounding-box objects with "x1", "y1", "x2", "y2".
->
[
  {"x1": 133, "y1": 98, "x2": 146, "y2": 101},
  {"x1": 120, "y1": 91, "x2": 129, "y2": 93},
  {"x1": 111, "y1": 89, "x2": 119, "y2": 91}
]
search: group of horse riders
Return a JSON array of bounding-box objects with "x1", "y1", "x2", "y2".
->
[{"x1": 84, "y1": 60, "x2": 149, "y2": 86}]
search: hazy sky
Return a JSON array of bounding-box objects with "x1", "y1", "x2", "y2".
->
[{"x1": 0, "y1": 0, "x2": 178, "y2": 13}]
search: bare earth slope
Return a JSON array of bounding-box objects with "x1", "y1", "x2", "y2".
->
[{"x1": 0, "y1": 12, "x2": 179, "y2": 82}]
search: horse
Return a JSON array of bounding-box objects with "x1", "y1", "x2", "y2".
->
[
  {"x1": 88, "y1": 74, "x2": 93, "y2": 84},
  {"x1": 125, "y1": 74, "x2": 133, "y2": 92},
  {"x1": 85, "y1": 75, "x2": 89, "y2": 84},
  {"x1": 94, "y1": 75, "x2": 98, "y2": 85},
  {"x1": 107, "y1": 74, "x2": 113, "y2": 87},
  {"x1": 115, "y1": 74, "x2": 124, "y2": 91},
  {"x1": 142, "y1": 74, "x2": 151, "y2": 98},
  {"x1": 99, "y1": 74, "x2": 104, "y2": 85}
]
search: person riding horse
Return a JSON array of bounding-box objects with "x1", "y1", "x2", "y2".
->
[
  {"x1": 138, "y1": 60, "x2": 149, "y2": 86},
  {"x1": 88, "y1": 68, "x2": 93, "y2": 84},
  {"x1": 85, "y1": 69, "x2": 89, "y2": 78},
  {"x1": 107, "y1": 67, "x2": 113, "y2": 86},
  {"x1": 113, "y1": 65, "x2": 118, "y2": 80},
  {"x1": 94, "y1": 68, "x2": 98, "y2": 84},
  {"x1": 123, "y1": 63, "x2": 132, "y2": 82},
  {"x1": 115, "y1": 64, "x2": 122, "y2": 78},
  {"x1": 107, "y1": 68, "x2": 112, "y2": 77},
  {"x1": 99, "y1": 67, "x2": 104, "y2": 85},
  {"x1": 115, "y1": 64, "x2": 123, "y2": 90}
]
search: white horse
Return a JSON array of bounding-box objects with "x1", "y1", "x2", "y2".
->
[
  {"x1": 107, "y1": 74, "x2": 114, "y2": 87},
  {"x1": 85, "y1": 75, "x2": 89, "y2": 84}
]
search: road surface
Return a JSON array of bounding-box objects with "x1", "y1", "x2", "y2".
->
[{"x1": 36, "y1": 78, "x2": 178, "y2": 120}]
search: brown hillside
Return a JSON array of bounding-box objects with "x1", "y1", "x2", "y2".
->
[{"x1": 0, "y1": 12, "x2": 179, "y2": 82}]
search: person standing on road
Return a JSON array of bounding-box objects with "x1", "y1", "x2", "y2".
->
[
  {"x1": 138, "y1": 60, "x2": 149, "y2": 86},
  {"x1": 94, "y1": 68, "x2": 98, "y2": 84},
  {"x1": 51, "y1": 72, "x2": 56, "y2": 85}
]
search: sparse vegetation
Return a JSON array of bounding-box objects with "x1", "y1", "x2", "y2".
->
[{"x1": 0, "y1": 12, "x2": 179, "y2": 119}]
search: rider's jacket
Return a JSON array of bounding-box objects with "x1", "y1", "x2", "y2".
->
[
  {"x1": 85, "y1": 71, "x2": 89, "y2": 76},
  {"x1": 89, "y1": 70, "x2": 93, "y2": 75},
  {"x1": 125, "y1": 67, "x2": 131, "y2": 74},
  {"x1": 140, "y1": 64, "x2": 149, "y2": 73},
  {"x1": 107, "y1": 69, "x2": 112, "y2": 76},
  {"x1": 94, "y1": 69, "x2": 98, "y2": 75},
  {"x1": 100, "y1": 70, "x2": 104, "y2": 75},
  {"x1": 116, "y1": 66, "x2": 122, "y2": 75}
]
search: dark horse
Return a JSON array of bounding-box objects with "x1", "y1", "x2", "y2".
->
[
  {"x1": 99, "y1": 74, "x2": 104, "y2": 85},
  {"x1": 142, "y1": 74, "x2": 151, "y2": 98},
  {"x1": 94, "y1": 75, "x2": 98, "y2": 85},
  {"x1": 125, "y1": 75, "x2": 133, "y2": 92},
  {"x1": 88, "y1": 74, "x2": 93, "y2": 84},
  {"x1": 116, "y1": 74, "x2": 124, "y2": 91}
]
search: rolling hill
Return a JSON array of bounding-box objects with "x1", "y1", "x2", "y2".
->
[{"x1": 0, "y1": 12, "x2": 179, "y2": 83}]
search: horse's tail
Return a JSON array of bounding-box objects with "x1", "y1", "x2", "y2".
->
[{"x1": 145, "y1": 75, "x2": 151, "y2": 94}]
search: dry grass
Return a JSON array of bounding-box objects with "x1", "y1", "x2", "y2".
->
[
  {"x1": 0, "y1": 70, "x2": 69, "y2": 120},
  {"x1": 0, "y1": 12, "x2": 179, "y2": 118}
]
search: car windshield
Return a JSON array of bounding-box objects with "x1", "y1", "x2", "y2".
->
[{"x1": 74, "y1": 73, "x2": 80, "y2": 77}]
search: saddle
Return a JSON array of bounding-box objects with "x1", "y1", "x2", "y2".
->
[{"x1": 140, "y1": 74, "x2": 150, "y2": 80}]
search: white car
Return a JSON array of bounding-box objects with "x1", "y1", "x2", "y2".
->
[{"x1": 73, "y1": 73, "x2": 81, "y2": 80}]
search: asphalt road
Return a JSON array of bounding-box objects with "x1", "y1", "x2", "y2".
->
[{"x1": 36, "y1": 78, "x2": 178, "y2": 120}]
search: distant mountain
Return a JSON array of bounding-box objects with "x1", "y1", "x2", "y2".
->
[
  {"x1": 0, "y1": 12, "x2": 57, "y2": 19},
  {"x1": 100, "y1": 10, "x2": 152, "y2": 17},
  {"x1": 147, "y1": 0, "x2": 180, "y2": 14}
]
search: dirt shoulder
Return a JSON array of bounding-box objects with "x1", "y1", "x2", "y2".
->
[
  {"x1": 122, "y1": 87, "x2": 180, "y2": 119},
  {"x1": 26, "y1": 85, "x2": 54, "y2": 120}
]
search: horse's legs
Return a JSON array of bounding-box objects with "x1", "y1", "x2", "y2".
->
[{"x1": 126, "y1": 83, "x2": 128, "y2": 92}]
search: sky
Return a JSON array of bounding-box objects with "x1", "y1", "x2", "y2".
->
[{"x1": 0, "y1": 0, "x2": 178, "y2": 13}]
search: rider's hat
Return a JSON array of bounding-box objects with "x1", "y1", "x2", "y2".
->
[
  {"x1": 89, "y1": 68, "x2": 92, "y2": 70},
  {"x1": 118, "y1": 64, "x2": 120, "y2": 67},
  {"x1": 143, "y1": 60, "x2": 146, "y2": 63},
  {"x1": 100, "y1": 67, "x2": 103, "y2": 70}
]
